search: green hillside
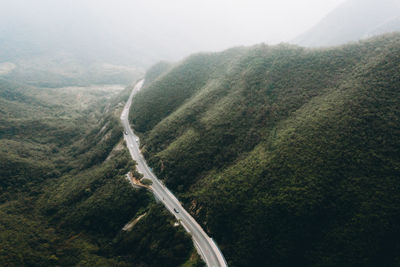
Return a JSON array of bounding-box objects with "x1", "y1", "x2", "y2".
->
[
  {"x1": 130, "y1": 33, "x2": 400, "y2": 266},
  {"x1": 0, "y1": 77, "x2": 201, "y2": 266}
]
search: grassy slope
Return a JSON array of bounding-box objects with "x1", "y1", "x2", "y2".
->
[
  {"x1": 0, "y1": 79, "x2": 199, "y2": 266},
  {"x1": 130, "y1": 34, "x2": 400, "y2": 266}
]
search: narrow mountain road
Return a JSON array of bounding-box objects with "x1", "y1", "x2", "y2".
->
[{"x1": 121, "y1": 80, "x2": 228, "y2": 267}]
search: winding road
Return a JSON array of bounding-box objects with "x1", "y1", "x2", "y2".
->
[{"x1": 120, "y1": 80, "x2": 228, "y2": 267}]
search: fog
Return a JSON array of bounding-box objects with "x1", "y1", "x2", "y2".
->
[{"x1": 0, "y1": 0, "x2": 346, "y2": 66}]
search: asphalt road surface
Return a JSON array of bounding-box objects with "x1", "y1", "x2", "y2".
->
[{"x1": 120, "y1": 80, "x2": 228, "y2": 267}]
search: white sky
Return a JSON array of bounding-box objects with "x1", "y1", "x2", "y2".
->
[{"x1": 0, "y1": 0, "x2": 347, "y2": 63}]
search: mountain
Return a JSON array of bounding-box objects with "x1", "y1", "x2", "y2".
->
[
  {"x1": 130, "y1": 33, "x2": 400, "y2": 266},
  {"x1": 294, "y1": 0, "x2": 400, "y2": 47}
]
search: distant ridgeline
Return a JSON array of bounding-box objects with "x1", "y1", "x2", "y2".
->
[
  {"x1": 293, "y1": 0, "x2": 400, "y2": 47},
  {"x1": 130, "y1": 33, "x2": 400, "y2": 266}
]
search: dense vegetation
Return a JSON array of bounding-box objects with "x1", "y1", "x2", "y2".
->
[
  {"x1": 130, "y1": 33, "x2": 400, "y2": 266},
  {"x1": 0, "y1": 76, "x2": 198, "y2": 266}
]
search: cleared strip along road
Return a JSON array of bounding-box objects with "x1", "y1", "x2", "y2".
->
[{"x1": 120, "y1": 80, "x2": 228, "y2": 267}]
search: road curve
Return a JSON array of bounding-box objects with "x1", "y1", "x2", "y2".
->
[{"x1": 120, "y1": 80, "x2": 228, "y2": 267}]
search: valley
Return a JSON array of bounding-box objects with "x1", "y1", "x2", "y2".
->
[
  {"x1": 1, "y1": 0, "x2": 400, "y2": 266},
  {"x1": 0, "y1": 77, "x2": 202, "y2": 266}
]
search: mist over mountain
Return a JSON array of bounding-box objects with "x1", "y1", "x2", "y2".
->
[
  {"x1": 0, "y1": 1, "x2": 192, "y2": 86},
  {"x1": 0, "y1": 1, "x2": 187, "y2": 65},
  {"x1": 294, "y1": 0, "x2": 400, "y2": 47},
  {"x1": 0, "y1": 22, "x2": 145, "y2": 87},
  {"x1": 0, "y1": 0, "x2": 347, "y2": 87}
]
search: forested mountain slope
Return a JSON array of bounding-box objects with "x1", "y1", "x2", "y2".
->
[
  {"x1": 0, "y1": 78, "x2": 201, "y2": 266},
  {"x1": 130, "y1": 33, "x2": 400, "y2": 266}
]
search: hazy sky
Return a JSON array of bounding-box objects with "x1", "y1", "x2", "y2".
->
[
  {"x1": 0, "y1": 0, "x2": 347, "y2": 64},
  {"x1": 81, "y1": 0, "x2": 348, "y2": 49}
]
